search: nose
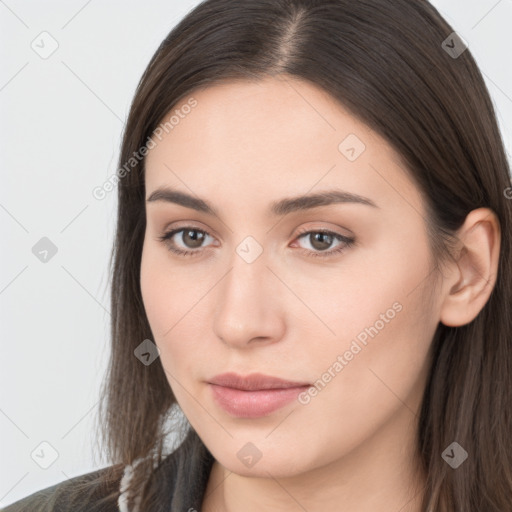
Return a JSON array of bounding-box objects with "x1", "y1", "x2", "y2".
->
[{"x1": 212, "y1": 250, "x2": 286, "y2": 349}]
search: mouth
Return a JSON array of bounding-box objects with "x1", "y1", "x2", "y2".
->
[{"x1": 207, "y1": 372, "x2": 312, "y2": 418}]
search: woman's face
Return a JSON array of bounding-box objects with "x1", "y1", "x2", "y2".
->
[{"x1": 140, "y1": 76, "x2": 442, "y2": 480}]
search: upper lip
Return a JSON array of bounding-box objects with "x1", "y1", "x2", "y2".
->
[{"x1": 208, "y1": 372, "x2": 311, "y2": 391}]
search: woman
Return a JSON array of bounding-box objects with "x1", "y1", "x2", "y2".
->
[{"x1": 3, "y1": 0, "x2": 511, "y2": 510}]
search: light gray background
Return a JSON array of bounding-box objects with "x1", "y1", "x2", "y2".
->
[{"x1": 1, "y1": 0, "x2": 511, "y2": 507}]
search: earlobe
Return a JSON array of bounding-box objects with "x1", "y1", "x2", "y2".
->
[{"x1": 439, "y1": 208, "x2": 501, "y2": 328}]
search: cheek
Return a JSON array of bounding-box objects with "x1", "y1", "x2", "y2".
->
[
  {"x1": 297, "y1": 233, "x2": 431, "y2": 357},
  {"x1": 284, "y1": 287, "x2": 434, "y2": 473},
  {"x1": 141, "y1": 238, "x2": 191, "y2": 332},
  {"x1": 327, "y1": 292, "x2": 431, "y2": 398},
  {"x1": 296, "y1": 244, "x2": 435, "y2": 444},
  {"x1": 140, "y1": 246, "x2": 168, "y2": 337},
  {"x1": 140, "y1": 242, "x2": 207, "y2": 379}
]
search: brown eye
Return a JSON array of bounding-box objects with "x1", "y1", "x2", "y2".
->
[
  {"x1": 157, "y1": 226, "x2": 355, "y2": 259},
  {"x1": 158, "y1": 227, "x2": 214, "y2": 256},
  {"x1": 305, "y1": 232, "x2": 335, "y2": 251},
  {"x1": 180, "y1": 229, "x2": 206, "y2": 249},
  {"x1": 294, "y1": 229, "x2": 356, "y2": 259}
]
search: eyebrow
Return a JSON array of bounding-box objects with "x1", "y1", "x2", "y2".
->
[{"x1": 146, "y1": 187, "x2": 378, "y2": 216}]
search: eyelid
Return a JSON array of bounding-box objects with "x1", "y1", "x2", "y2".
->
[
  {"x1": 294, "y1": 223, "x2": 354, "y2": 239},
  {"x1": 292, "y1": 227, "x2": 355, "y2": 258},
  {"x1": 160, "y1": 220, "x2": 221, "y2": 241}
]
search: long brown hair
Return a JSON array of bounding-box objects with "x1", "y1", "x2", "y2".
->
[{"x1": 23, "y1": 0, "x2": 512, "y2": 510}]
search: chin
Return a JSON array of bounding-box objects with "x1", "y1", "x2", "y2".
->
[{"x1": 215, "y1": 448, "x2": 316, "y2": 480}]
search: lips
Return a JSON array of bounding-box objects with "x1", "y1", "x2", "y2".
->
[
  {"x1": 207, "y1": 372, "x2": 311, "y2": 418},
  {"x1": 208, "y1": 372, "x2": 311, "y2": 391}
]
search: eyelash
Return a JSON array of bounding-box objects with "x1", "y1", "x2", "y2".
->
[{"x1": 157, "y1": 226, "x2": 355, "y2": 259}]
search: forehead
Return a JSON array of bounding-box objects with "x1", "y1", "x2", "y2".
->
[
  {"x1": 148, "y1": 76, "x2": 377, "y2": 159},
  {"x1": 144, "y1": 76, "x2": 423, "y2": 218}
]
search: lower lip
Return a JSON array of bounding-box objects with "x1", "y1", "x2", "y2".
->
[{"x1": 208, "y1": 383, "x2": 311, "y2": 418}]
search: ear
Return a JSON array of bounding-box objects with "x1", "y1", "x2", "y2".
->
[{"x1": 439, "y1": 208, "x2": 501, "y2": 327}]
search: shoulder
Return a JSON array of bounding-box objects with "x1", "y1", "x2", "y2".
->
[
  {"x1": 0, "y1": 464, "x2": 123, "y2": 512},
  {"x1": 1, "y1": 430, "x2": 214, "y2": 512}
]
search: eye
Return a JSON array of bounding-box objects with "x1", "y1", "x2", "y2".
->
[
  {"x1": 157, "y1": 227, "x2": 216, "y2": 257},
  {"x1": 293, "y1": 228, "x2": 355, "y2": 258},
  {"x1": 157, "y1": 226, "x2": 355, "y2": 259}
]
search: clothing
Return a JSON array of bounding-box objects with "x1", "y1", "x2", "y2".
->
[{"x1": 0, "y1": 429, "x2": 215, "y2": 512}]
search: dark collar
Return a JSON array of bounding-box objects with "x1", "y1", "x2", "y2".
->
[{"x1": 152, "y1": 428, "x2": 215, "y2": 511}]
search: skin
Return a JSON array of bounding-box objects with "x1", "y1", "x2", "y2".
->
[{"x1": 140, "y1": 75, "x2": 500, "y2": 512}]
